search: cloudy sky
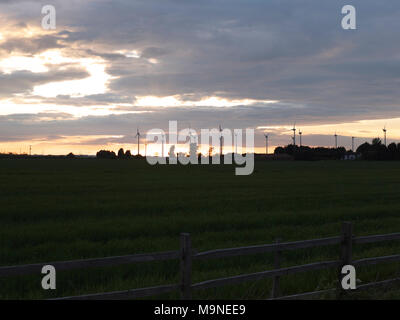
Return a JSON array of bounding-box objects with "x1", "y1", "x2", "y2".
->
[{"x1": 0, "y1": 0, "x2": 399, "y2": 155}]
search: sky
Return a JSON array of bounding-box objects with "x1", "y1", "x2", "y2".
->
[{"x1": 0, "y1": 0, "x2": 400, "y2": 155}]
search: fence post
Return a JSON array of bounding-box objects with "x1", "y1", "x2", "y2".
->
[
  {"x1": 271, "y1": 238, "x2": 282, "y2": 299},
  {"x1": 180, "y1": 233, "x2": 192, "y2": 299},
  {"x1": 337, "y1": 222, "x2": 353, "y2": 299}
]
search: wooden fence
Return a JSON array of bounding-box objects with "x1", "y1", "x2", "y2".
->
[{"x1": 1, "y1": 222, "x2": 400, "y2": 300}]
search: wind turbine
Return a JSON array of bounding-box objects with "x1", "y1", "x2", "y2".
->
[
  {"x1": 383, "y1": 125, "x2": 387, "y2": 146},
  {"x1": 298, "y1": 130, "x2": 302, "y2": 147},
  {"x1": 188, "y1": 122, "x2": 195, "y2": 144},
  {"x1": 352, "y1": 137, "x2": 355, "y2": 152},
  {"x1": 334, "y1": 132, "x2": 338, "y2": 149},
  {"x1": 135, "y1": 128, "x2": 141, "y2": 156},
  {"x1": 161, "y1": 134, "x2": 165, "y2": 158},
  {"x1": 264, "y1": 133, "x2": 269, "y2": 155},
  {"x1": 234, "y1": 132, "x2": 238, "y2": 154},
  {"x1": 219, "y1": 125, "x2": 223, "y2": 156},
  {"x1": 291, "y1": 123, "x2": 296, "y2": 146}
]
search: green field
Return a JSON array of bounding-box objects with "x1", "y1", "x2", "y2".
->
[{"x1": 1, "y1": 159, "x2": 400, "y2": 299}]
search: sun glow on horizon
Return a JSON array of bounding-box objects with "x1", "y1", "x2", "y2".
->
[{"x1": 258, "y1": 117, "x2": 400, "y2": 140}]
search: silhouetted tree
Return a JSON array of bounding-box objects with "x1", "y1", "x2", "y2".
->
[
  {"x1": 357, "y1": 139, "x2": 390, "y2": 160},
  {"x1": 274, "y1": 145, "x2": 346, "y2": 160},
  {"x1": 118, "y1": 148, "x2": 125, "y2": 159},
  {"x1": 397, "y1": 143, "x2": 400, "y2": 160},
  {"x1": 274, "y1": 146, "x2": 285, "y2": 154},
  {"x1": 356, "y1": 142, "x2": 371, "y2": 155},
  {"x1": 125, "y1": 150, "x2": 132, "y2": 158},
  {"x1": 372, "y1": 138, "x2": 382, "y2": 146},
  {"x1": 388, "y1": 143, "x2": 397, "y2": 160},
  {"x1": 96, "y1": 150, "x2": 117, "y2": 159},
  {"x1": 208, "y1": 146, "x2": 214, "y2": 157}
]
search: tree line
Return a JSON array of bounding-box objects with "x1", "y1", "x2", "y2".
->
[
  {"x1": 96, "y1": 148, "x2": 142, "y2": 159},
  {"x1": 274, "y1": 138, "x2": 400, "y2": 161},
  {"x1": 274, "y1": 145, "x2": 348, "y2": 160},
  {"x1": 96, "y1": 138, "x2": 400, "y2": 161},
  {"x1": 356, "y1": 138, "x2": 400, "y2": 160}
]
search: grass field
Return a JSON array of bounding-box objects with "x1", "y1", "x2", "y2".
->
[{"x1": 1, "y1": 159, "x2": 400, "y2": 299}]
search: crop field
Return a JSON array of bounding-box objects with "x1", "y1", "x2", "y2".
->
[{"x1": 1, "y1": 159, "x2": 400, "y2": 299}]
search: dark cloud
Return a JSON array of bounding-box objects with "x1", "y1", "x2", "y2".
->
[
  {"x1": 141, "y1": 47, "x2": 169, "y2": 58},
  {"x1": 0, "y1": 35, "x2": 64, "y2": 55},
  {"x1": 36, "y1": 93, "x2": 134, "y2": 106},
  {"x1": 84, "y1": 49, "x2": 128, "y2": 61}
]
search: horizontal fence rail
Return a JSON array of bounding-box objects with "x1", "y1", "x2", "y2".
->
[
  {"x1": 1, "y1": 222, "x2": 400, "y2": 300},
  {"x1": 194, "y1": 236, "x2": 342, "y2": 260},
  {"x1": 353, "y1": 254, "x2": 400, "y2": 267},
  {"x1": 53, "y1": 284, "x2": 180, "y2": 301},
  {"x1": 0, "y1": 251, "x2": 180, "y2": 277},
  {"x1": 354, "y1": 233, "x2": 400, "y2": 244},
  {"x1": 192, "y1": 260, "x2": 340, "y2": 291}
]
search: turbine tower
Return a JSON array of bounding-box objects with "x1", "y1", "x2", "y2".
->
[
  {"x1": 162, "y1": 134, "x2": 165, "y2": 158},
  {"x1": 188, "y1": 122, "x2": 195, "y2": 145},
  {"x1": 219, "y1": 125, "x2": 223, "y2": 156},
  {"x1": 135, "y1": 128, "x2": 141, "y2": 156},
  {"x1": 383, "y1": 125, "x2": 387, "y2": 146},
  {"x1": 264, "y1": 133, "x2": 269, "y2": 155},
  {"x1": 234, "y1": 132, "x2": 238, "y2": 154},
  {"x1": 291, "y1": 123, "x2": 296, "y2": 146},
  {"x1": 334, "y1": 132, "x2": 338, "y2": 149},
  {"x1": 298, "y1": 130, "x2": 302, "y2": 147},
  {"x1": 352, "y1": 137, "x2": 355, "y2": 152}
]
